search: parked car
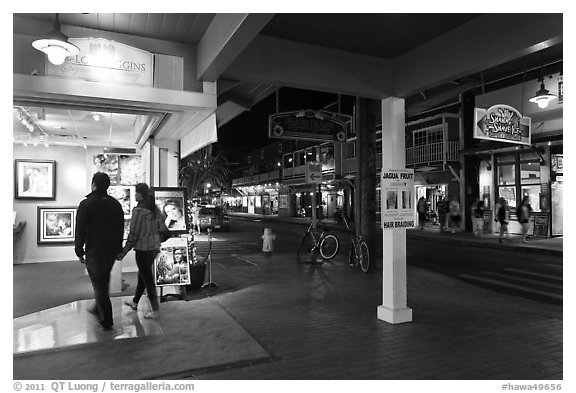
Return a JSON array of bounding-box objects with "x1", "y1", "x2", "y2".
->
[{"x1": 199, "y1": 205, "x2": 231, "y2": 232}]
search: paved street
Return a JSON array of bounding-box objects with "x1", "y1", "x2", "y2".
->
[{"x1": 202, "y1": 217, "x2": 563, "y2": 305}]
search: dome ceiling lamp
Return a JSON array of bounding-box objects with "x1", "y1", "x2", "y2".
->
[
  {"x1": 529, "y1": 77, "x2": 557, "y2": 109},
  {"x1": 32, "y1": 13, "x2": 80, "y2": 65}
]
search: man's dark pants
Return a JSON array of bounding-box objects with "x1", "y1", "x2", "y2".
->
[{"x1": 86, "y1": 255, "x2": 116, "y2": 327}]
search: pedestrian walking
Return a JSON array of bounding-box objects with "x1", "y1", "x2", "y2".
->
[
  {"x1": 517, "y1": 196, "x2": 533, "y2": 243},
  {"x1": 192, "y1": 201, "x2": 201, "y2": 234},
  {"x1": 495, "y1": 197, "x2": 510, "y2": 244},
  {"x1": 417, "y1": 196, "x2": 428, "y2": 230},
  {"x1": 75, "y1": 172, "x2": 125, "y2": 331},
  {"x1": 117, "y1": 183, "x2": 167, "y2": 319},
  {"x1": 471, "y1": 198, "x2": 485, "y2": 236},
  {"x1": 448, "y1": 198, "x2": 461, "y2": 234},
  {"x1": 437, "y1": 195, "x2": 448, "y2": 232}
]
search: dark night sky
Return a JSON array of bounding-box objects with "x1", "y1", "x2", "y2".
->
[{"x1": 216, "y1": 87, "x2": 354, "y2": 163}]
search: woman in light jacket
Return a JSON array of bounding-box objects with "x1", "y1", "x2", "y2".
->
[{"x1": 117, "y1": 183, "x2": 164, "y2": 319}]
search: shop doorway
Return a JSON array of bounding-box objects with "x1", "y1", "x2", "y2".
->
[{"x1": 415, "y1": 184, "x2": 448, "y2": 226}]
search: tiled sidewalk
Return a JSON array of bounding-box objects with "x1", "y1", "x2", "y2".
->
[{"x1": 184, "y1": 253, "x2": 562, "y2": 380}]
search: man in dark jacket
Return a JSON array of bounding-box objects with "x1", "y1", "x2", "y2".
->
[{"x1": 75, "y1": 172, "x2": 124, "y2": 331}]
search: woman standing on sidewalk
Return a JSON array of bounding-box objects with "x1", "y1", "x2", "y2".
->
[
  {"x1": 496, "y1": 197, "x2": 510, "y2": 244},
  {"x1": 117, "y1": 183, "x2": 166, "y2": 319},
  {"x1": 518, "y1": 196, "x2": 533, "y2": 243}
]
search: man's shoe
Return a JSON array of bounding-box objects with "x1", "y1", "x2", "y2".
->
[
  {"x1": 97, "y1": 321, "x2": 113, "y2": 331},
  {"x1": 124, "y1": 300, "x2": 138, "y2": 311}
]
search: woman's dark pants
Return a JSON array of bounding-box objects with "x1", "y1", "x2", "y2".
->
[{"x1": 133, "y1": 250, "x2": 160, "y2": 311}]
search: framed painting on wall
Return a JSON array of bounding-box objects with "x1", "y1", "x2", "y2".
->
[
  {"x1": 108, "y1": 185, "x2": 137, "y2": 219},
  {"x1": 37, "y1": 206, "x2": 77, "y2": 245},
  {"x1": 14, "y1": 159, "x2": 56, "y2": 200},
  {"x1": 92, "y1": 154, "x2": 120, "y2": 186},
  {"x1": 151, "y1": 187, "x2": 189, "y2": 234}
]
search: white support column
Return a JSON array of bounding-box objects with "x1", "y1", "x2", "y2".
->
[{"x1": 378, "y1": 97, "x2": 413, "y2": 324}]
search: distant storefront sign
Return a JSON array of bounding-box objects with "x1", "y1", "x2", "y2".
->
[
  {"x1": 474, "y1": 105, "x2": 531, "y2": 146},
  {"x1": 269, "y1": 110, "x2": 350, "y2": 142},
  {"x1": 552, "y1": 154, "x2": 563, "y2": 174},
  {"x1": 46, "y1": 38, "x2": 154, "y2": 87},
  {"x1": 381, "y1": 168, "x2": 415, "y2": 230}
]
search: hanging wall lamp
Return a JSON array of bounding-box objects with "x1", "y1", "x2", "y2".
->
[
  {"x1": 529, "y1": 77, "x2": 557, "y2": 109},
  {"x1": 32, "y1": 13, "x2": 80, "y2": 65}
]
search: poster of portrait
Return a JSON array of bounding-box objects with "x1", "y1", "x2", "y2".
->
[
  {"x1": 154, "y1": 241, "x2": 190, "y2": 286},
  {"x1": 108, "y1": 185, "x2": 136, "y2": 219},
  {"x1": 402, "y1": 190, "x2": 412, "y2": 209},
  {"x1": 92, "y1": 154, "x2": 119, "y2": 185},
  {"x1": 14, "y1": 160, "x2": 56, "y2": 200},
  {"x1": 37, "y1": 207, "x2": 76, "y2": 245},
  {"x1": 386, "y1": 191, "x2": 398, "y2": 209},
  {"x1": 151, "y1": 187, "x2": 189, "y2": 234},
  {"x1": 119, "y1": 155, "x2": 144, "y2": 185}
]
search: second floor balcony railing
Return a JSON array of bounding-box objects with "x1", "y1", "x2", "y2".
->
[{"x1": 406, "y1": 141, "x2": 460, "y2": 166}]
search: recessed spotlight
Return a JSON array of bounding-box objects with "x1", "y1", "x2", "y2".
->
[{"x1": 54, "y1": 126, "x2": 65, "y2": 130}]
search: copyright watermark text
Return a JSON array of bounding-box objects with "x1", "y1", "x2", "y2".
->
[{"x1": 13, "y1": 381, "x2": 195, "y2": 392}]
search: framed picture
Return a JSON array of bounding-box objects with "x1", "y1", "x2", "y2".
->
[
  {"x1": 108, "y1": 185, "x2": 137, "y2": 219},
  {"x1": 151, "y1": 187, "x2": 189, "y2": 234},
  {"x1": 154, "y1": 243, "x2": 191, "y2": 286},
  {"x1": 92, "y1": 154, "x2": 119, "y2": 186},
  {"x1": 37, "y1": 206, "x2": 77, "y2": 245},
  {"x1": 14, "y1": 159, "x2": 56, "y2": 200},
  {"x1": 92, "y1": 154, "x2": 144, "y2": 187}
]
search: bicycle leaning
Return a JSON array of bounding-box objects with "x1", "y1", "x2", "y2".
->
[
  {"x1": 297, "y1": 221, "x2": 339, "y2": 262},
  {"x1": 341, "y1": 214, "x2": 370, "y2": 273}
]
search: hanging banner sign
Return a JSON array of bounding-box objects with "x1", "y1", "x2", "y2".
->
[
  {"x1": 305, "y1": 161, "x2": 323, "y2": 184},
  {"x1": 46, "y1": 37, "x2": 154, "y2": 87},
  {"x1": 269, "y1": 110, "x2": 350, "y2": 142},
  {"x1": 381, "y1": 168, "x2": 415, "y2": 230},
  {"x1": 474, "y1": 105, "x2": 531, "y2": 146}
]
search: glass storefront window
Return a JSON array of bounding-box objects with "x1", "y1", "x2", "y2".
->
[
  {"x1": 521, "y1": 185, "x2": 541, "y2": 211},
  {"x1": 498, "y1": 164, "x2": 516, "y2": 185},
  {"x1": 520, "y1": 162, "x2": 541, "y2": 184},
  {"x1": 499, "y1": 186, "x2": 516, "y2": 210}
]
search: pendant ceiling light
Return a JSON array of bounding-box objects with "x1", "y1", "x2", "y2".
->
[
  {"x1": 529, "y1": 77, "x2": 557, "y2": 109},
  {"x1": 32, "y1": 13, "x2": 79, "y2": 65}
]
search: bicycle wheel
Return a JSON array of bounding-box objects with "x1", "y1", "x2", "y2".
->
[
  {"x1": 319, "y1": 234, "x2": 339, "y2": 259},
  {"x1": 358, "y1": 240, "x2": 370, "y2": 273}
]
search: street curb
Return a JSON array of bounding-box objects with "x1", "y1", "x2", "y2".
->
[{"x1": 229, "y1": 214, "x2": 562, "y2": 257}]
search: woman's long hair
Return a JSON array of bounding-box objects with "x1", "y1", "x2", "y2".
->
[{"x1": 135, "y1": 183, "x2": 157, "y2": 217}]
